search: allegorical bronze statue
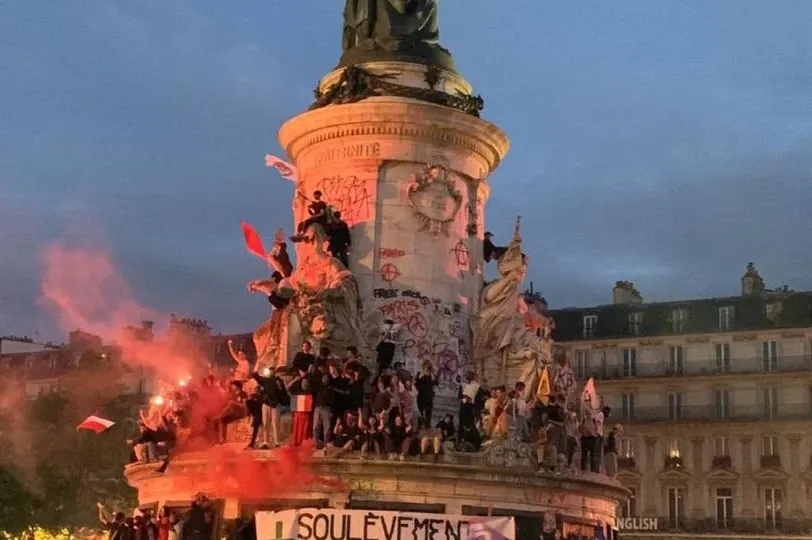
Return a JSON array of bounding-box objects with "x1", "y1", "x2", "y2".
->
[{"x1": 340, "y1": 0, "x2": 454, "y2": 70}]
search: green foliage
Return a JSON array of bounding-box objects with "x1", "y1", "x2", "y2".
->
[{"x1": 0, "y1": 369, "x2": 138, "y2": 534}]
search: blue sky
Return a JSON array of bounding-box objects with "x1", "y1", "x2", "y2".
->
[{"x1": 1, "y1": 1, "x2": 811, "y2": 340}]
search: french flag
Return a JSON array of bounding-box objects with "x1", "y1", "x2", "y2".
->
[{"x1": 76, "y1": 415, "x2": 115, "y2": 434}]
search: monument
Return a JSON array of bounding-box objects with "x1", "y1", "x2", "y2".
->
[{"x1": 125, "y1": 4, "x2": 628, "y2": 538}]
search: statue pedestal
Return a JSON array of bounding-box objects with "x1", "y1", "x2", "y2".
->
[{"x1": 278, "y1": 62, "x2": 509, "y2": 411}]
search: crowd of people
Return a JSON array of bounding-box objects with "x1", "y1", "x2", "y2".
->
[
  {"x1": 127, "y1": 335, "x2": 622, "y2": 478},
  {"x1": 97, "y1": 493, "x2": 214, "y2": 540}
]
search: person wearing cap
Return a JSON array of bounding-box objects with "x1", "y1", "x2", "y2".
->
[{"x1": 483, "y1": 231, "x2": 508, "y2": 263}]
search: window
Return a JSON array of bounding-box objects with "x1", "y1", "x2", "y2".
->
[
  {"x1": 762, "y1": 435, "x2": 778, "y2": 456},
  {"x1": 762, "y1": 387, "x2": 778, "y2": 419},
  {"x1": 620, "y1": 437, "x2": 635, "y2": 458},
  {"x1": 668, "y1": 392, "x2": 683, "y2": 420},
  {"x1": 629, "y1": 312, "x2": 643, "y2": 336},
  {"x1": 668, "y1": 346, "x2": 684, "y2": 374},
  {"x1": 25, "y1": 356, "x2": 35, "y2": 370},
  {"x1": 715, "y1": 343, "x2": 731, "y2": 373},
  {"x1": 622, "y1": 348, "x2": 637, "y2": 377},
  {"x1": 582, "y1": 315, "x2": 597, "y2": 338},
  {"x1": 667, "y1": 438, "x2": 681, "y2": 458},
  {"x1": 718, "y1": 306, "x2": 735, "y2": 331},
  {"x1": 48, "y1": 355, "x2": 58, "y2": 370},
  {"x1": 575, "y1": 350, "x2": 589, "y2": 379},
  {"x1": 714, "y1": 389, "x2": 731, "y2": 419},
  {"x1": 621, "y1": 393, "x2": 635, "y2": 421},
  {"x1": 714, "y1": 436, "x2": 730, "y2": 456},
  {"x1": 667, "y1": 487, "x2": 685, "y2": 528},
  {"x1": 620, "y1": 487, "x2": 637, "y2": 518},
  {"x1": 671, "y1": 308, "x2": 688, "y2": 333},
  {"x1": 762, "y1": 341, "x2": 778, "y2": 371},
  {"x1": 764, "y1": 488, "x2": 782, "y2": 529},
  {"x1": 716, "y1": 488, "x2": 733, "y2": 528},
  {"x1": 765, "y1": 302, "x2": 781, "y2": 323}
]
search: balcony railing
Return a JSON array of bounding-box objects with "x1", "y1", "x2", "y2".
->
[
  {"x1": 619, "y1": 403, "x2": 812, "y2": 424},
  {"x1": 760, "y1": 454, "x2": 781, "y2": 468},
  {"x1": 664, "y1": 455, "x2": 684, "y2": 469},
  {"x1": 588, "y1": 355, "x2": 812, "y2": 380},
  {"x1": 644, "y1": 517, "x2": 806, "y2": 535},
  {"x1": 618, "y1": 456, "x2": 637, "y2": 470},
  {"x1": 711, "y1": 455, "x2": 732, "y2": 469}
]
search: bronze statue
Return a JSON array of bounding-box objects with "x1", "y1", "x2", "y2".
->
[{"x1": 340, "y1": 0, "x2": 453, "y2": 70}]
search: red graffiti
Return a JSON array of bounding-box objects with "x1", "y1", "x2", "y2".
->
[
  {"x1": 380, "y1": 263, "x2": 400, "y2": 283},
  {"x1": 406, "y1": 312, "x2": 428, "y2": 338},
  {"x1": 379, "y1": 247, "x2": 406, "y2": 259},
  {"x1": 379, "y1": 299, "x2": 420, "y2": 324},
  {"x1": 451, "y1": 240, "x2": 470, "y2": 267}
]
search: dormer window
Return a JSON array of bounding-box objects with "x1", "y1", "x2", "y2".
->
[{"x1": 582, "y1": 315, "x2": 597, "y2": 338}]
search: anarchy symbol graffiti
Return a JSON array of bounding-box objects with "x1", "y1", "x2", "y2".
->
[{"x1": 380, "y1": 263, "x2": 400, "y2": 284}]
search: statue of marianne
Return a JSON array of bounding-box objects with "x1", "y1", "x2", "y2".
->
[{"x1": 343, "y1": 0, "x2": 440, "y2": 52}]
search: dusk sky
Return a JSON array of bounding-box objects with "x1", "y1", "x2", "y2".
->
[{"x1": 1, "y1": 1, "x2": 811, "y2": 341}]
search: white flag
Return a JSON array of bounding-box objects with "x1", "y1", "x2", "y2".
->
[{"x1": 265, "y1": 154, "x2": 298, "y2": 182}]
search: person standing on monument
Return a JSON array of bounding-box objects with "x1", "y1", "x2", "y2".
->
[
  {"x1": 326, "y1": 210, "x2": 352, "y2": 267},
  {"x1": 415, "y1": 361, "x2": 438, "y2": 429},
  {"x1": 288, "y1": 374, "x2": 314, "y2": 447}
]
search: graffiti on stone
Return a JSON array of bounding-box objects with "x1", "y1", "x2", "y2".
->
[
  {"x1": 378, "y1": 247, "x2": 406, "y2": 259},
  {"x1": 315, "y1": 174, "x2": 371, "y2": 225}
]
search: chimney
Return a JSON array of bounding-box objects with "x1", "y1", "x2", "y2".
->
[
  {"x1": 741, "y1": 262, "x2": 766, "y2": 295},
  {"x1": 613, "y1": 281, "x2": 643, "y2": 305}
]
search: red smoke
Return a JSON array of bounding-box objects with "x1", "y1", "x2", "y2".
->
[
  {"x1": 38, "y1": 243, "x2": 331, "y2": 500},
  {"x1": 39, "y1": 244, "x2": 198, "y2": 381},
  {"x1": 173, "y1": 443, "x2": 346, "y2": 500}
]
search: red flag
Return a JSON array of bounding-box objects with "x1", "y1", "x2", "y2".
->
[
  {"x1": 240, "y1": 221, "x2": 266, "y2": 259},
  {"x1": 77, "y1": 415, "x2": 115, "y2": 433}
]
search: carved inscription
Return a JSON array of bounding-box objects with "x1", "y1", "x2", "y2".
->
[{"x1": 314, "y1": 143, "x2": 381, "y2": 166}]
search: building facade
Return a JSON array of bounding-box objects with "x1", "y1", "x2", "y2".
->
[{"x1": 550, "y1": 265, "x2": 812, "y2": 539}]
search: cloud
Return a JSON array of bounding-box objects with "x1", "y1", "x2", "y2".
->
[{"x1": 1, "y1": 1, "x2": 811, "y2": 340}]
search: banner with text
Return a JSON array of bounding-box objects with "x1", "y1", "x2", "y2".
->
[{"x1": 256, "y1": 508, "x2": 515, "y2": 540}]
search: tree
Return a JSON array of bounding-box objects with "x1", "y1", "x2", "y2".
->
[{"x1": 0, "y1": 366, "x2": 138, "y2": 533}]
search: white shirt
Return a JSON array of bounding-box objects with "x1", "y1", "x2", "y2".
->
[{"x1": 461, "y1": 381, "x2": 480, "y2": 402}]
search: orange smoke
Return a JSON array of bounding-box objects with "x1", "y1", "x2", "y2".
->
[{"x1": 39, "y1": 244, "x2": 198, "y2": 381}]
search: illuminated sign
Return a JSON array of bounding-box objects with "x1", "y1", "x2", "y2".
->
[{"x1": 617, "y1": 517, "x2": 659, "y2": 531}]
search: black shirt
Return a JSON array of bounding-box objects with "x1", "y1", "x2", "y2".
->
[
  {"x1": 292, "y1": 352, "x2": 315, "y2": 373},
  {"x1": 327, "y1": 221, "x2": 351, "y2": 251},
  {"x1": 415, "y1": 373, "x2": 436, "y2": 402},
  {"x1": 252, "y1": 373, "x2": 287, "y2": 407},
  {"x1": 308, "y1": 201, "x2": 327, "y2": 217},
  {"x1": 311, "y1": 373, "x2": 337, "y2": 408},
  {"x1": 436, "y1": 419, "x2": 455, "y2": 440}
]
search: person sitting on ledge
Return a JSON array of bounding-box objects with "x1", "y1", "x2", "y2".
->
[
  {"x1": 421, "y1": 413, "x2": 455, "y2": 460},
  {"x1": 360, "y1": 415, "x2": 383, "y2": 457},
  {"x1": 292, "y1": 190, "x2": 329, "y2": 240},
  {"x1": 328, "y1": 412, "x2": 362, "y2": 457},
  {"x1": 384, "y1": 413, "x2": 413, "y2": 461}
]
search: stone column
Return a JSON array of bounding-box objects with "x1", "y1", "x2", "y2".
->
[
  {"x1": 279, "y1": 63, "x2": 509, "y2": 414},
  {"x1": 643, "y1": 436, "x2": 658, "y2": 515},
  {"x1": 787, "y1": 433, "x2": 804, "y2": 517},
  {"x1": 690, "y1": 436, "x2": 704, "y2": 516},
  {"x1": 739, "y1": 435, "x2": 755, "y2": 517}
]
